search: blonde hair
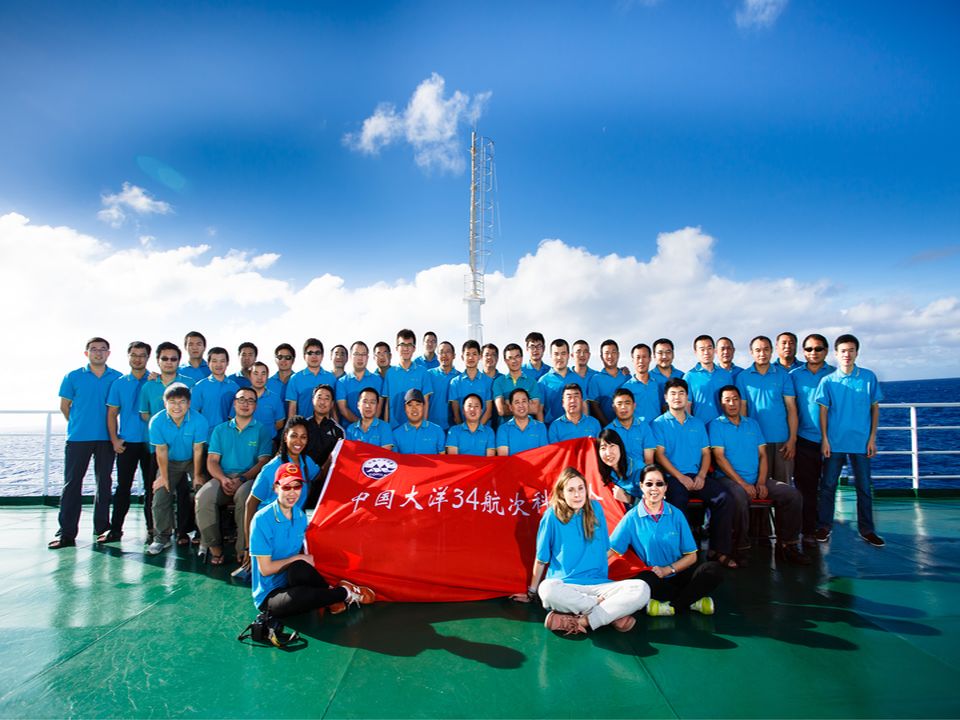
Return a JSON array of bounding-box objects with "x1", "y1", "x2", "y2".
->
[{"x1": 550, "y1": 467, "x2": 600, "y2": 541}]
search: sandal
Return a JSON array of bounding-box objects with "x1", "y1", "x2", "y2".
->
[
  {"x1": 176, "y1": 536, "x2": 190, "y2": 547},
  {"x1": 708, "y1": 551, "x2": 739, "y2": 569},
  {"x1": 210, "y1": 552, "x2": 225, "y2": 566}
]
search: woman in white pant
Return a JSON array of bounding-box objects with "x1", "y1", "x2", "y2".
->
[{"x1": 515, "y1": 466, "x2": 650, "y2": 635}]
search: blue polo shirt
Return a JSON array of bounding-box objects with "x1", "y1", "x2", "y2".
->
[
  {"x1": 537, "y1": 369, "x2": 588, "y2": 425},
  {"x1": 191, "y1": 375, "x2": 239, "y2": 428},
  {"x1": 59, "y1": 365, "x2": 122, "y2": 442},
  {"x1": 138, "y1": 374, "x2": 196, "y2": 419},
  {"x1": 208, "y1": 418, "x2": 274, "y2": 475},
  {"x1": 250, "y1": 454, "x2": 320, "y2": 509},
  {"x1": 266, "y1": 372, "x2": 290, "y2": 400},
  {"x1": 492, "y1": 372, "x2": 543, "y2": 404},
  {"x1": 426, "y1": 366, "x2": 460, "y2": 429},
  {"x1": 609, "y1": 458, "x2": 642, "y2": 499},
  {"x1": 604, "y1": 419, "x2": 655, "y2": 466},
  {"x1": 286, "y1": 368, "x2": 338, "y2": 418},
  {"x1": 393, "y1": 421, "x2": 446, "y2": 454},
  {"x1": 548, "y1": 414, "x2": 601, "y2": 443},
  {"x1": 414, "y1": 354, "x2": 440, "y2": 370},
  {"x1": 521, "y1": 361, "x2": 549, "y2": 381},
  {"x1": 106, "y1": 371, "x2": 149, "y2": 443},
  {"x1": 652, "y1": 411, "x2": 709, "y2": 475},
  {"x1": 708, "y1": 415, "x2": 766, "y2": 484},
  {"x1": 610, "y1": 501, "x2": 696, "y2": 568},
  {"x1": 651, "y1": 366, "x2": 685, "y2": 397},
  {"x1": 776, "y1": 359, "x2": 804, "y2": 372},
  {"x1": 447, "y1": 370, "x2": 494, "y2": 421},
  {"x1": 250, "y1": 500, "x2": 308, "y2": 608},
  {"x1": 336, "y1": 370, "x2": 383, "y2": 416},
  {"x1": 445, "y1": 423, "x2": 495, "y2": 456},
  {"x1": 496, "y1": 418, "x2": 548, "y2": 455},
  {"x1": 685, "y1": 363, "x2": 734, "y2": 423},
  {"x1": 346, "y1": 418, "x2": 395, "y2": 448},
  {"x1": 621, "y1": 376, "x2": 662, "y2": 425},
  {"x1": 229, "y1": 371, "x2": 252, "y2": 389},
  {"x1": 148, "y1": 410, "x2": 209, "y2": 462},
  {"x1": 536, "y1": 500, "x2": 610, "y2": 585},
  {"x1": 736, "y1": 364, "x2": 796, "y2": 444},
  {"x1": 790, "y1": 364, "x2": 835, "y2": 443},
  {"x1": 815, "y1": 365, "x2": 884, "y2": 454},
  {"x1": 384, "y1": 364, "x2": 430, "y2": 429},
  {"x1": 723, "y1": 364, "x2": 744, "y2": 381},
  {"x1": 250, "y1": 388, "x2": 286, "y2": 429},
  {"x1": 178, "y1": 361, "x2": 211, "y2": 383},
  {"x1": 586, "y1": 369, "x2": 627, "y2": 422}
]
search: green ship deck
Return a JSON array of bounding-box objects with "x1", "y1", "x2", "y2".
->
[{"x1": 1, "y1": 489, "x2": 958, "y2": 719}]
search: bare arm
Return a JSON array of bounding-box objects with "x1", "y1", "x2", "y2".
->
[
  {"x1": 107, "y1": 406, "x2": 125, "y2": 453},
  {"x1": 60, "y1": 397, "x2": 71, "y2": 422},
  {"x1": 867, "y1": 402, "x2": 880, "y2": 457},
  {"x1": 154, "y1": 444, "x2": 170, "y2": 491},
  {"x1": 338, "y1": 399, "x2": 359, "y2": 424},
  {"x1": 819, "y1": 404, "x2": 831, "y2": 457},
  {"x1": 192, "y1": 442, "x2": 205, "y2": 487},
  {"x1": 655, "y1": 447, "x2": 693, "y2": 490},
  {"x1": 782, "y1": 396, "x2": 798, "y2": 459},
  {"x1": 480, "y1": 400, "x2": 492, "y2": 426},
  {"x1": 511, "y1": 559, "x2": 548, "y2": 602}
]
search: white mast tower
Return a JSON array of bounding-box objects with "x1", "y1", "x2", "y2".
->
[{"x1": 464, "y1": 130, "x2": 495, "y2": 343}]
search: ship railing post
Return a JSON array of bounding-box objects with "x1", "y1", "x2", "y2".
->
[
  {"x1": 909, "y1": 405, "x2": 920, "y2": 493},
  {"x1": 42, "y1": 411, "x2": 53, "y2": 500}
]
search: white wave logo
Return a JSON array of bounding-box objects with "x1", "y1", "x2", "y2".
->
[{"x1": 361, "y1": 458, "x2": 398, "y2": 480}]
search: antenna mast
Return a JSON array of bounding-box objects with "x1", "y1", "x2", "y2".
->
[{"x1": 465, "y1": 130, "x2": 495, "y2": 343}]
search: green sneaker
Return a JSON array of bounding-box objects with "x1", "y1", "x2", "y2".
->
[
  {"x1": 690, "y1": 597, "x2": 715, "y2": 615},
  {"x1": 646, "y1": 599, "x2": 675, "y2": 617}
]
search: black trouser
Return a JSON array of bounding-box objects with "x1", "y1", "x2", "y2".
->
[
  {"x1": 666, "y1": 474, "x2": 734, "y2": 556},
  {"x1": 59, "y1": 440, "x2": 115, "y2": 541},
  {"x1": 794, "y1": 436, "x2": 823, "y2": 537},
  {"x1": 637, "y1": 561, "x2": 723, "y2": 611},
  {"x1": 258, "y1": 560, "x2": 348, "y2": 618},
  {"x1": 111, "y1": 441, "x2": 155, "y2": 535}
]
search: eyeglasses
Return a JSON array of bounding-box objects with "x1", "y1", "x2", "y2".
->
[
  {"x1": 804, "y1": 346, "x2": 826, "y2": 352},
  {"x1": 642, "y1": 481, "x2": 666, "y2": 488},
  {"x1": 159, "y1": 356, "x2": 179, "y2": 362},
  {"x1": 397, "y1": 343, "x2": 415, "y2": 349},
  {"x1": 275, "y1": 354, "x2": 294, "y2": 361},
  {"x1": 305, "y1": 350, "x2": 322, "y2": 357},
  {"x1": 235, "y1": 397, "x2": 257, "y2": 404},
  {"x1": 278, "y1": 482, "x2": 303, "y2": 491}
]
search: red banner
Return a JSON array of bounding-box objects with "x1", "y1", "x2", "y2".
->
[{"x1": 305, "y1": 438, "x2": 647, "y2": 602}]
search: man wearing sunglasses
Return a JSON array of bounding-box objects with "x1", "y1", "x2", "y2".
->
[{"x1": 267, "y1": 343, "x2": 296, "y2": 399}]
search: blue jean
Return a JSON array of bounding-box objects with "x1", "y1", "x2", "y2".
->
[{"x1": 818, "y1": 452, "x2": 875, "y2": 534}]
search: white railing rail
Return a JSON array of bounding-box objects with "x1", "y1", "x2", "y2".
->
[{"x1": 0, "y1": 404, "x2": 957, "y2": 495}]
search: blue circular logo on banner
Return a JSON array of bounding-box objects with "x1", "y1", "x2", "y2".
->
[{"x1": 361, "y1": 458, "x2": 398, "y2": 480}]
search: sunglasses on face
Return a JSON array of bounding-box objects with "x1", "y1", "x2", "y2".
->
[
  {"x1": 275, "y1": 354, "x2": 294, "y2": 361},
  {"x1": 277, "y1": 482, "x2": 303, "y2": 491},
  {"x1": 643, "y1": 481, "x2": 666, "y2": 488},
  {"x1": 804, "y1": 346, "x2": 826, "y2": 352}
]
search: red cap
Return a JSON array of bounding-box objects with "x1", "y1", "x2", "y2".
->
[{"x1": 274, "y1": 462, "x2": 304, "y2": 485}]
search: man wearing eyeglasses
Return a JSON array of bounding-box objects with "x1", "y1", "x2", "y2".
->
[
  {"x1": 285, "y1": 338, "x2": 337, "y2": 419},
  {"x1": 521, "y1": 331, "x2": 549, "y2": 381},
  {"x1": 197, "y1": 387, "x2": 274, "y2": 565},
  {"x1": 191, "y1": 347, "x2": 239, "y2": 428},
  {"x1": 790, "y1": 334, "x2": 835, "y2": 545},
  {"x1": 336, "y1": 341, "x2": 383, "y2": 425},
  {"x1": 384, "y1": 328, "x2": 430, "y2": 429},
  {"x1": 49, "y1": 337, "x2": 123, "y2": 550}
]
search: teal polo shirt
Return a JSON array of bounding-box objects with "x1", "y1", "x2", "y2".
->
[
  {"x1": 286, "y1": 368, "x2": 338, "y2": 418},
  {"x1": 59, "y1": 364, "x2": 122, "y2": 442},
  {"x1": 536, "y1": 500, "x2": 610, "y2": 585},
  {"x1": 394, "y1": 421, "x2": 446, "y2": 454},
  {"x1": 548, "y1": 414, "x2": 601, "y2": 443},
  {"x1": 426, "y1": 366, "x2": 460, "y2": 429},
  {"x1": 610, "y1": 501, "x2": 696, "y2": 568},
  {"x1": 138, "y1": 374, "x2": 196, "y2": 418},
  {"x1": 208, "y1": 418, "x2": 274, "y2": 475},
  {"x1": 586, "y1": 369, "x2": 628, "y2": 422},
  {"x1": 346, "y1": 418, "x2": 395, "y2": 447},
  {"x1": 605, "y1": 418, "x2": 655, "y2": 465},
  {"x1": 384, "y1": 364, "x2": 430, "y2": 429},
  {"x1": 496, "y1": 418, "x2": 548, "y2": 455},
  {"x1": 445, "y1": 422, "x2": 495, "y2": 456},
  {"x1": 735, "y1": 363, "x2": 796, "y2": 443},
  {"x1": 537, "y1": 369, "x2": 588, "y2": 425},
  {"x1": 106, "y1": 371, "x2": 148, "y2": 443},
  {"x1": 685, "y1": 363, "x2": 734, "y2": 423},
  {"x1": 191, "y1": 375, "x2": 239, "y2": 427},
  {"x1": 815, "y1": 365, "x2": 884, "y2": 454},
  {"x1": 148, "y1": 410, "x2": 209, "y2": 462},
  {"x1": 708, "y1": 415, "x2": 766, "y2": 484},
  {"x1": 790, "y1": 364, "x2": 835, "y2": 443},
  {"x1": 621, "y1": 376, "x2": 662, "y2": 425},
  {"x1": 651, "y1": 411, "x2": 709, "y2": 475},
  {"x1": 336, "y1": 370, "x2": 383, "y2": 417},
  {"x1": 250, "y1": 501, "x2": 308, "y2": 608}
]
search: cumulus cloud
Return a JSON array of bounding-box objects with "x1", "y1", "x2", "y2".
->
[
  {"x1": 97, "y1": 182, "x2": 172, "y2": 227},
  {"x1": 1, "y1": 211, "x2": 957, "y2": 410},
  {"x1": 735, "y1": 0, "x2": 788, "y2": 29},
  {"x1": 344, "y1": 73, "x2": 492, "y2": 173}
]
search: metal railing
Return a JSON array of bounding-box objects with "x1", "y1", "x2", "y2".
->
[{"x1": 0, "y1": 404, "x2": 957, "y2": 496}]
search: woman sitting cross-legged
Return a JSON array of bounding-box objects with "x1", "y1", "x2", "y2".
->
[
  {"x1": 250, "y1": 462, "x2": 375, "y2": 618},
  {"x1": 610, "y1": 464, "x2": 723, "y2": 616},
  {"x1": 514, "y1": 467, "x2": 650, "y2": 635}
]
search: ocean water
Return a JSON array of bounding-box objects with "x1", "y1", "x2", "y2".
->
[{"x1": 1, "y1": 377, "x2": 957, "y2": 496}]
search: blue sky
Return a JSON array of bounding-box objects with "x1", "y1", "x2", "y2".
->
[{"x1": 1, "y1": 0, "x2": 959, "y2": 398}]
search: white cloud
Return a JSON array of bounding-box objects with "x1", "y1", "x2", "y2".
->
[
  {"x1": 97, "y1": 182, "x2": 173, "y2": 227},
  {"x1": 1, "y1": 211, "x2": 957, "y2": 411},
  {"x1": 344, "y1": 73, "x2": 492, "y2": 174},
  {"x1": 735, "y1": 0, "x2": 788, "y2": 29}
]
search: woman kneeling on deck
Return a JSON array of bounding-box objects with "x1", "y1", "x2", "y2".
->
[
  {"x1": 250, "y1": 462, "x2": 375, "y2": 618},
  {"x1": 515, "y1": 467, "x2": 650, "y2": 635},
  {"x1": 610, "y1": 464, "x2": 723, "y2": 616}
]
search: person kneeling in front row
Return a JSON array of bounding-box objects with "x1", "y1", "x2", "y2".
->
[
  {"x1": 514, "y1": 467, "x2": 650, "y2": 635},
  {"x1": 250, "y1": 463, "x2": 375, "y2": 618},
  {"x1": 610, "y1": 464, "x2": 723, "y2": 616}
]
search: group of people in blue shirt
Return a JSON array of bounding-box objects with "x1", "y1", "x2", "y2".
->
[{"x1": 50, "y1": 327, "x2": 885, "y2": 634}]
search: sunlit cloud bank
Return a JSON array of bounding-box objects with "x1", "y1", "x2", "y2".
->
[{"x1": 1, "y1": 211, "x2": 957, "y2": 409}]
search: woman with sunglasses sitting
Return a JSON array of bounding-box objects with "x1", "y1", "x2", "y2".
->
[
  {"x1": 249, "y1": 462, "x2": 375, "y2": 618},
  {"x1": 610, "y1": 464, "x2": 723, "y2": 616}
]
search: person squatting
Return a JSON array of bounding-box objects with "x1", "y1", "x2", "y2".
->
[{"x1": 51, "y1": 328, "x2": 885, "y2": 635}]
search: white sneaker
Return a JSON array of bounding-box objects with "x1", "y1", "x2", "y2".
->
[
  {"x1": 646, "y1": 599, "x2": 675, "y2": 616},
  {"x1": 146, "y1": 538, "x2": 171, "y2": 556},
  {"x1": 690, "y1": 597, "x2": 715, "y2": 615}
]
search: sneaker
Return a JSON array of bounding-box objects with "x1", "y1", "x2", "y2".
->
[
  {"x1": 612, "y1": 615, "x2": 636, "y2": 632},
  {"x1": 860, "y1": 531, "x2": 886, "y2": 548},
  {"x1": 329, "y1": 580, "x2": 376, "y2": 615},
  {"x1": 646, "y1": 599, "x2": 675, "y2": 617},
  {"x1": 815, "y1": 527, "x2": 831, "y2": 543},
  {"x1": 231, "y1": 566, "x2": 253, "y2": 584},
  {"x1": 543, "y1": 610, "x2": 587, "y2": 635},
  {"x1": 145, "y1": 538, "x2": 171, "y2": 556},
  {"x1": 689, "y1": 597, "x2": 715, "y2": 615}
]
